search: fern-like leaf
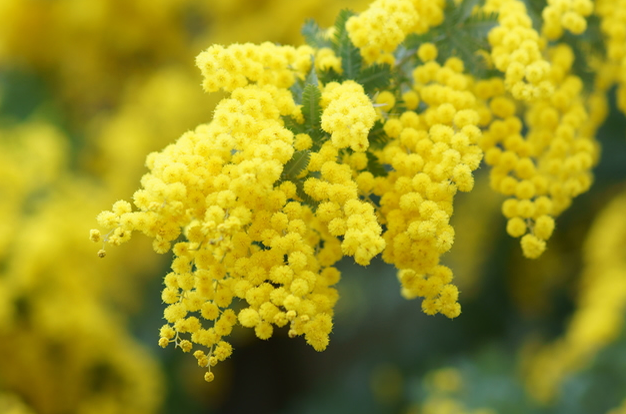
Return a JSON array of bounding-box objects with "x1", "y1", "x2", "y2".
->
[
  {"x1": 332, "y1": 9, "x2": 362, "y2": 80},
  {"x1": 462, "y1": 11, "x2": 500, "y2": 39},
  {"x1": 358, "y1": 64, "x2": 392, "y2": 94},
  {"x1": 366, "y1": 152, "x2": 388, "y2": 177},
  {"x1": 319, "y1": 68, "x2": 343, "y2": 85},
  {"x1": 332, "y1": 9, "x2": 356, "y2": 49},
  {"x1": 295, "y1": 179, "x2": 319, "y2": 208},
  {"x1": 301, "y1": 84, "x2": 324, "y2": 141},
  {"x1": 302, "y1": 19, "x2": 333, "y2": 49},
  {"x1": 281, "y1": 150, "x2": 311, "y2": 181},
  {"x1": 367, "y1": 120, "x2": 389, "y2": 150},
  {"x1": 282, "y1": 115, "x2": 306, "y2": 135},
  {"x1": 339, "y1": 41, "x2": 362, "y2": 80}
]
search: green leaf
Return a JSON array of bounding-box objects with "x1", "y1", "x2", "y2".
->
[
  {"x1": 560, "y1": 16, "x2": 605, "y2": 92},
  {"x1": 282, "y1": 115, "x2": 306, "y2": 135},
  {"x1": 290, "y1": 79, "x2": 305, "y2": 105},
  {"x1": 301, "y1": 19, "x2": 333, "y2": 49},
  {"x1": 319, "y1": 68, "x2": 343, "y2": 85},
  {"x1": 403, "y1": 32, "x2": 441, "y2": 51},
  {"x1": 451, "y1": 0, "x2": 483, "y2": 24},
  {"x1": 358, "y1": 64, "x2": 392, "y2": 95},
  {"x1": 523, "y1": 0, "x2": 547, "y2": 31},
  {"x1": 295, "y1": 179, "x2": 319, "y2": 208},
  {"x1": 332, "y1": 9, "x2": 362, "y2": 80},
  {"x1": 281, "y1": 150, "x2": 311, "y2": 181},
  {"x1": 301, "y1": 84, "x2": 324, "y2": 141},
  {"x1": 367, "y1": 120, "x2": 389, "y2": 150},
  {"x1": 305, "y1": 64, "x2": 320, "y2": 87},
  {"x1": 339, "y1": 40, "x2": 362, "y2": 80},
  {"x1": 366, "y1": 151, "x2": 388, "y2": 177},
  {"x1": 462, "y1": 11, "x2": 500, "y2": 39},
  {"x1": 332, "y1": 9, "x2": 356, "y2": 49},
  {"x1": 403, "y1": 0, "x2": 499, "y2": 78}
]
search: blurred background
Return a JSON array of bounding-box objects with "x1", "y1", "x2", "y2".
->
[{"x1": 1, "y1": 1, "x2": 626, "y2": 413}]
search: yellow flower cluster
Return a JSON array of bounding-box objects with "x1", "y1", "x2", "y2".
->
[
  {"x1": 524, "y1": 189, "x2": 626, "y2": 403},
  {"x1": 479, "y1": 45, "x2": 598, "y2": 258},
  {"x1": 347, "y1": 0, "x2": 420, "y2": 63},
  {"x1": 195, "y1": 42, "x2": 313, "y2": 93},
  {"x1": 485, "y1": 0, "x2": 555, "y2": 101},
  {"x1": 321, "y1": 80, "x2": 378, "y2": 151},
  {"x1": 2, "y1": 1, "x2": 377, "y2": 404},
  {"x1": 346, "y1": 0, "x2": 445, "y2": 63},
  {"x1": 94, "y1": 81, "x2": 345, "y2": 380},
  {"x1": 542, "y1": 0, "x2": 594, "y2": 39},
  {"x1": 305, "y1": 100, "x2": 386, "y2": 265},
  {"x1": 316, "y1": 47, "x2": 343, "y2": 73},
  {"x1": 88, "y1": 0, "x2": 622, "y2": 388},
  {"x1": 0, "y1": 122, "x2": 163, "y2": 414},
  {"x1": 372, "y1": 50, "x2": 483, "y2": 318}
]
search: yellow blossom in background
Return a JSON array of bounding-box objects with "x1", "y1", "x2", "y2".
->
[{"x1": 524, "y1": 189, "x2": 626, "y2": 403}]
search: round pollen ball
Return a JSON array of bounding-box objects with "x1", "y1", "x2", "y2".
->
[
  {"x1": 290, "y1": 278, "x2": 310, "y2": 296},
  {"x1": 418, "y1": 43, "x2": 438, "y2": 62},
  {"x1": 238, "y1": 308, "x2": 260, "y2": 327},
  {"x1": 520, "y1": 234, "x2": 546, "y2": 259},
  {"x1": 255, "y1": 322, "x2": 274, "y2": 340},
  {"x1": 506, "y1": 217, "x2": 527, "y2": 238},
  {"x1": 534, "y1": 215, "x2": 555, "y2": 240}
]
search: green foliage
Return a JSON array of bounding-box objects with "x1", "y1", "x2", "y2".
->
[
  {"x1": 332, "y1": 10, "x2": 363, "y2": 80},
  {"x1": 318, "y1": 68, "x2": 343, "y2": 85},
  {"x1": 522, "y1": 0, "x2": 547, "y2": 30},
  {"x1": 403, "y1": 0, "x2": 499, "y2": 78},
  {"x1": 367, "y1": 120, "x2": 389, "y2": 150},
  {"x1": 366, "y1": 151, "x2": 388, "y2": 177},
  {"x1": 301, "y1": 84, "x2": 324, "y2": 142},
  {"x1": 281, "y1": 150, "x2": 311, "y2": 181},
  {"x1": 301, "y1": 19, "x2": 333, "y2": 49},
  {"x1": 302, "y1": 11, "x2": 393, "y2": 98},
  {"x1": 279, "y1": 150, "x2": 318, "y2": 207},
  {"x1": 560, "y1": 15, "x2": 605, "y2": 92},
  {"x1": 358, "y1": 64, "x2": 392, "y2": 95},
  {"x1": 282, "y1": 114, "x2": 305, "y2": 135}
]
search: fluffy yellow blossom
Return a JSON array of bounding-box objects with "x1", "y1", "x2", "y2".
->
[
  {"x1": 485, "y1": 0, "x2": 555, "y2": 101},
  {"x1": 347, "y1": 0, "x2": 420, "y2": 63},
  {"x1": 321, "y1": 81, "x2": 377, "y2": 151},
  {"x1": 372, "y1": 57, "x2": 484, "y2": 318},
  {"x1": 477, "y1": 42, "x2": 600, "y2": 258},
  {"x1": 196, "y1": 42, "x2": 313, "y2": 92},
  {"x1": 541, "y1": 0, "x2": 593, "y2": 39},
  {"x1": 94, "y1": 72, "x2": 349, "y2": 380}
]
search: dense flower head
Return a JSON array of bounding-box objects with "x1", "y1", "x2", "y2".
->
[
  {"x1": 368, "y1": 55, "x2": 484, "y2": 318},
  {"x1": 347, "y1": 0, "x2": 445, "y2": 63},
  {"x1": 196, "y1": 42, "x2": 313, "y2": 92},
  {"x1": 542, "y1": 0, "x2": 594, "y2": 39},
  {"x1": 485, "y1": 0, "x2": 555, "y2": 101},
  {"x1": 321, "y1": 81, "x2": 378, "y2": 151},
  {"x1": 95, "y1": 80, "x2": 350, "y2": 379},
  {"x1": 477, "y1": 43, "x2": 599, "y2": 258}
]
